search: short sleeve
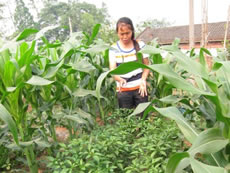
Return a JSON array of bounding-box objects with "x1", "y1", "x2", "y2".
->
[{"x1": 109, "y1": 48, "x2": 116, "y2": 64}]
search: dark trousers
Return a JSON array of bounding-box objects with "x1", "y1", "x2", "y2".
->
[{"x1": 117, "y1": 89, "x2": 148, "y2": 109}]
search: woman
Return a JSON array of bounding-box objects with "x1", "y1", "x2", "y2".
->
[{"x1": 109, "y1": 17, "x2": 150, "y2": 109}]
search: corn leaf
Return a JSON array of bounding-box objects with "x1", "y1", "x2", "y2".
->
[
  {"x1": 84, "y1": 43, "x2": 110, "y2": 54},
  {"x1": 96, "y1": 62, "x2": 214, "y2": 101},
  {"x1": 76, "y1": 108, "x2": 94, "y2": 126},
  {"x1": 190, "y1": 158, "x2": 227, "y2": 173},
  {"x1": 139, "y1": 45, "x2": 163, "y2": 54},
  {"x1": 16, "y1": 29, "x2": 38, "y2": 41},
  {"x1": 166, "y1": 152, "x2": 189, "y2": 173},
  {"x1": 128, "y1": 102, "x2": 151, "y2": 119},
  {"x1": 26, "y1": 75, "x2": 54, "y2": 86},
  {"x1": 44, "y1": 59, "x2": 64, "y2": 79},
  {"x1": 88, "y1": 24, "x2": 101, "y2": 45},
  {"x1": 154, "y1": 106, "x2": 199, "y2": 143},
  {"x1": 189, "y1": 128, "x2": 228, "y2": 156},
  {"x1": 72, "y1": 59, "x2": 96, "y2": 73},
  {"x1": 0, "y1": 104, "x2": 19, "y2": 145}
]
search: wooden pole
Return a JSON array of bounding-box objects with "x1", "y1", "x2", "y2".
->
[
  {"x1": 201, "y1": 0, "x2": 208, "y2": 48},
  {"x1": 224, "y1": 5, "x2": 230, "y2": 49},
  {"x1": 189, "y1": 0, "x2": 194, "y2": 49},
  {"x1": 68, "y1": 17, "x2": 73, "y2": 35}
]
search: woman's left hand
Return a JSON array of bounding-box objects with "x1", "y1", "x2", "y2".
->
[{"x1": 138, "y1": 79, "x2": 147, "y2": 97}]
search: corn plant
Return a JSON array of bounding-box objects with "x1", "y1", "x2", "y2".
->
[
  {"x1": 0, "y1": 24, "x2": 116, "y2": 172},
  {"x1": 0, "y1": 31, "x2": 53, "y2": 172}
]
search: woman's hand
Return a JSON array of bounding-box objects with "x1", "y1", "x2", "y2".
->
[
  {"x1": 139, "y1": 79, "x2": 147, "y2": 97},
  {"x1": 118, "y1": 78, "x2": 127, "y2": 92}
]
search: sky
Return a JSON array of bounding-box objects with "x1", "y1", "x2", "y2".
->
[
  {"x1": 80, "y1": 0, "x2": 230, "y2": 26},
  {"x1": 1, "y1": 0, "x2": 230, "y2": 37}
]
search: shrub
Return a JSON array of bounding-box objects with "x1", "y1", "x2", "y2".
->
[
  {"x1": 47, "y1": 112, "x2": 184, "y2": 172},
  {"x1": 0, "y1": 145, "x2": 9, "y2": 169}
]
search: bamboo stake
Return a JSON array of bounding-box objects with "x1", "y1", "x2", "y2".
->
[
  {"x1": 189, "y1": 0, "x2": 194, "y2": 49},
  {"x1": 69, "y1": 17, "x2": 73, "y2": 35},
  {"x1": 224, "y1": 5, "x2": 230, "y2": 49},
  {"x1": 201, "y1": 0, "x2": 208, "y2": 48}
]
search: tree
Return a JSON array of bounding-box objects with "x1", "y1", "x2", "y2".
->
[
  {"x1": 0, "y1": 2, "x2": 10, "y2": 37},
  {"x1": 14, "y1": 0, "x2": 36, "y2": 33},
  {"x1": 0, "y1": 3, "x2": 4, "y2": 36},
  {"x1": 38, "y1": 1, "x2": 110, "y2": 41},
  {"x1": 99, "y1": 22, "x2": 118, "y2": 44},
  {"x1": 0, "y1": 3, "x2": 4, "y2": 20},
  {"x1": 28, "y1": 0, "x2": 39, "y2": 17},
  {"x1": 38, "y1": 2, "x2": 70, "y2": 41},
  {"x1": 136, "y1": 18, "x2": 172, "y2": 33}
]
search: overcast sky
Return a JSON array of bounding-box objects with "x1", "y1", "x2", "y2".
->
[
  {"x1": 80, "y1": 0, "x2": 230, "y2": 26},
  {"x1": 1, "y1": 0, "x2": 229, "y2": 37}
]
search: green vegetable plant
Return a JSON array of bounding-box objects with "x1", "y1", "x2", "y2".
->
[{"x1": 47, "y1": 112, "x2": 183, "y2": 173}]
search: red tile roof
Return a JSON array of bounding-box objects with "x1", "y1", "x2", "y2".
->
[{"x1": 137, "y1": 21, "x2": 230, "y2": 45}]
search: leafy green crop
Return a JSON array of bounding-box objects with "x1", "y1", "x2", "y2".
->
[{"x1": 47, "y1": 113, "x2": 183, "y2": 173}]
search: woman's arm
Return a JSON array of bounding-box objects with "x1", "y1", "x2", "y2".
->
[
  {"x1": 139, "y1": 57, "x2": 150, "y2": 97},
  {"x1": 141, "y1": 58, "x2": 150, "y2": 80}
]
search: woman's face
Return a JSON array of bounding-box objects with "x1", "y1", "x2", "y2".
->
[{"x1": 117, "y1": 23, "x2": 133, "y2": 45}]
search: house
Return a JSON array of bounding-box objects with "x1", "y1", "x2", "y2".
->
[{"x1": 137, "y1": 21, "x2": 230, "y2": 53}]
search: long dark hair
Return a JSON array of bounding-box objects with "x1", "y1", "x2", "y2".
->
[
  {"x1": 116, "y1": 17, "x2": 140, "y2": 53},
  {"x1": 116, "y1": 17, "x2": 135, "y2": 40}
]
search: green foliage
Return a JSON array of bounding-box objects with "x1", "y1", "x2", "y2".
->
[
  {"x1": 38, "y1": 1, "x2": 110, "y2": 41},
  {"x1": 14, "y1": 0, "x2": 37, "y2": 33},
  {"x1": 0, "y1": 24, "x2": 116, "y2": 171},
  {"x1": 47, "y1": 114, "x2": 183, "y2": 172},
  {"x1": 96, "y1": 40, "x2": 230, "y2": 172},
  {"x1": 0, "y1": 2, "x2": 4, "y2": 20},
  {"x1": 225, "y1": 40, "x2": 230, "y2": 60},
  {"x1": 98, "y1": 23, "x2": 118, "y2": 44},
  {"x1": 2, "y1": 19, "x2": 230, "y2": 172},
  {"x1": 136, "y1": 18, "x2": 172, "y2": 33},
  {"x1": 0, "y1": 143, "x2": 9, "y2": 168},
  {"x1": 149, "y1": 45, "x2": 230, "y2": 172}
]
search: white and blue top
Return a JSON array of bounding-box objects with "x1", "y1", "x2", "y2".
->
[{"x1": 109, "y1": 40, "x2": 148, "y2": 91}]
